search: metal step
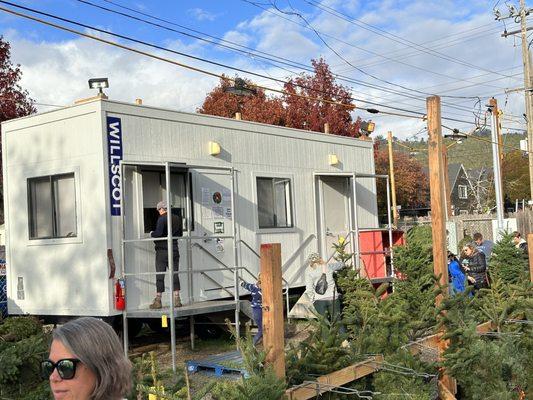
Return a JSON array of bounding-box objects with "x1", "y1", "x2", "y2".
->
[{"x1": 126, "y1": 300, "x2": 239, "y2": 319}]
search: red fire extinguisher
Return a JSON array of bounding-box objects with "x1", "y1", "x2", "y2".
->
[{"x1": 115, "y1": 278, "x2": 125, "y2": 311}]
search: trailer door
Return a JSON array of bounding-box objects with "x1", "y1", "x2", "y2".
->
[
  {"x1": 189, "y1": 168, "x2": 236, "y2": 302},
  {"x1": 317, "y1": 176, "x2": 353, "y2": 259}
]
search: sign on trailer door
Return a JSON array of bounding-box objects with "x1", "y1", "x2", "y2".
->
[{"x1": 190, "y1": 169, "x2": 235, "y2": 301}]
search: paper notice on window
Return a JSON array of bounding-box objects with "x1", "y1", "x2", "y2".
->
[
  {"x1": 222, "y1": 188, "x2": 232, "y2": 203},
  {"x1": 212, "y1": 205, "x2": 224, "y2": 218},
  {"x1": 201, "y1": 188, "x2": 211, "y2": 204},
  {"x1": 225, "y1": 207, "x2": 232, "y2": 219}
]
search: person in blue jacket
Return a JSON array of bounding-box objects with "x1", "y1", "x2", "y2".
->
[
  {"x1": 448, "y1": 251, "x2": 466, "y2": 295},
  {"x1": 241, "y1": 275, "x2": 263, "y2": 345}
]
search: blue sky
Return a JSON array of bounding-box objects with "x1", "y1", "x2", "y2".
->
[{"x1": 0, "y1": 0, "x2": 527, "y2": 138}]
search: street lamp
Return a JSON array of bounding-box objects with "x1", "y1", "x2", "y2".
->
[{"x1": 224, "y1": 78, "x2": 256, "y2": 119}]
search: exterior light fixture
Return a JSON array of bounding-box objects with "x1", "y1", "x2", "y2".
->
[
  {"x1": 444, "y1": 128, "x2": 468, "y2": 140},
  {"x1": 360, "y1": 120, "x2": 375, "y2": 136},
  {"x1": 224, "y1": 77, "x2": 256, "y2": 97},
  {"x1": 208, "y1": 141, "x2": 221, "y2": 156},
  {"x1": 328, "y1": 154, "x2": 339, "y2": 166},
  {"x1": 88, "y1": 78, "x2": 109, "y2": 96}
]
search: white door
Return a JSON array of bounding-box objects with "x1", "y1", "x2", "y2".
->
[
  {"x1": 318, "y1": 176, "x2": 353, "y2": 260},
  {"x1": 190, "y1": 169, "x2": 235, "y2": 301}
]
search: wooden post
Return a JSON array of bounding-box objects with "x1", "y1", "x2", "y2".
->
[
  {"x1": 387, "y1": 131, "x2": 399, "y2": 226},
  {"x1": 442, "y1": 144, "x2": 453, "y2": 218},
  {"x1": 427, "y1": 96, "x2": 455, "y2": 395},
  {"x1": 260, "y1": 243, "x2": 285, "y2": 380},
  {"x1": 427, "y1": 96, "x2": 449, "y2": 302},
  {"x1": 235, "y1": 112, "x2": 242, "y2": 120},
  {"x1": 324, "y1": 122, "x2": 330, "y2": 134},
  {"x1": 527, "y1": 233, "x2": 533, "y2": 283}
]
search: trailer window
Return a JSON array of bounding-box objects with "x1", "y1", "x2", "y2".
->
[
  {"x1": 28, "y1": 173, "x2": 77, "y2": 239},
  {"x1": 256, "y1": 177, "x2": 293, "y2": 229}
]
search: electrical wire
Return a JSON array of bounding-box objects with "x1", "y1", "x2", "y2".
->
[
  {"x1": 442, "y1": 124, "x2": 529, "y2": 153},
  {"x1": 74, "y1": 0, "x2": 497, "y2": 117},
  {"x1": 0, "y1": 3, "x2": 429, "y2": 120},
  {"x1": 0, "y1": 95, "x2": 63, "y2": 108},
  {"x1": 2, "y1": 2, "x2": 526, "y2": 131},
  {"x1": 243, "y1": 0, "x2": 513, "y2": 97},
  {"x1": 0, "y1": 0, "x2": 475, "y2": 121},
  {"x1": 304, "y1": 0, "x2": 520, "y2": 80}
]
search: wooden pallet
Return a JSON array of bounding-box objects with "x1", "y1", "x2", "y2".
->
[{"x1": 186, "y1": 350, "x2": 249, "y2": 378}]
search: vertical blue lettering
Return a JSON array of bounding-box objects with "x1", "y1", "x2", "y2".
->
[{"x1": 107, "y1": 117, "x2": 123, "y2": 216}]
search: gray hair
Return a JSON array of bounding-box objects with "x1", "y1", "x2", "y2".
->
[
  {"x1": 307, "y1": 252, "x2": 321, "y2": 266},
  {"x1": 53, "y1": 317, "x2": 132, "y2": 400}
]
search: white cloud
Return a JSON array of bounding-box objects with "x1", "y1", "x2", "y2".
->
[
  {"x1": 188, "y1": 8, "x2": 220, "y2": 22},
  {"x1": 5, "y1": 32, "x2": 218, "y2": 113},
  {"x1": 3, "y1": 1, "x2": 528, "y2": 139},
  {"x1": 222, "y1": 30, "x2": 252, "y2": 48}
]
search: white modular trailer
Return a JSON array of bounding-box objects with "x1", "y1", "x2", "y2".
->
[{"x1": 2, "y1": 98, "x2": 378, "y2": 318}]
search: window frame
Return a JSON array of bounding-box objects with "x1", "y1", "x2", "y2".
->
[
  {"x1": 253, "y1": 173, "x2": 295, "y2": 233},
  {"x1": 458, "y1": 184, "x2": 468, "y2": 199},
  {"x1": 26, "y1": 169, "x2": 82, "y2": 245}
]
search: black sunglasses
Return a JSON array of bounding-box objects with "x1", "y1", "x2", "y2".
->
[{"x1": 41, "y1": 358, "x2": 81, "y2": 380}]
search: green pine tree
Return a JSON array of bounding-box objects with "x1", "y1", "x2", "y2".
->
[{"x1": 489, "y1": 232, "x2": 528, "y2": 284}]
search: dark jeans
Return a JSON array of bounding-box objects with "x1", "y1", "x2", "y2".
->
[
  {"x1": 252, "y1": 307, "x2": 263, "y2": 345},
  {"x1": 155, "y1": 249, "x2": 180, "y2": 293},
  {"x1": 314, "y1": 299, "x2": 345, "y2": 334}
]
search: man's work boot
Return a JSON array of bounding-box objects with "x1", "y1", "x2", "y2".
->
[
  {"x1": 174, "y1": 294, "x2": 183, "y2": 308},
  {"x1": 149, "y1": 296, "x2": 162, "y2": 309}
]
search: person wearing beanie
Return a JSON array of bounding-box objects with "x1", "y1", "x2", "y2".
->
[{"x1": 149, "y1": 200, "x2": 183, "y2": 309}]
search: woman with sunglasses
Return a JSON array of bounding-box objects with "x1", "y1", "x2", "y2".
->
[{"x1": 41, "y1": 317, "x2": 132, "y2": 400}]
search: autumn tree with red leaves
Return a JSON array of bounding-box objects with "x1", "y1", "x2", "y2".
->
[
  {"x1": 374, "y1": 142, "x2": 429, "y2": 213},
  {"x1": 1, "y1": 36, "x2": 35, "y2": 222},
  {"x1": 0, "y1": 36, "x2": 35, "y2": 126},
  {"x1": 198, "y1": 59, "x2": 362, "y2": 136},
  {"x1": 283, "y1": 58, "x2": 361, "y2": 137},
  {"x1": 198, "y1": 76, "x2": 285, "y2": 126}
]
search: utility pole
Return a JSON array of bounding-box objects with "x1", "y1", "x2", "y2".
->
[
  {"x1": 387, "y1": 131, "x2": 399, "y2": 226},
  {"x1": 497, "y1": 1, "x2": 533, "y2": 200},
  {"x1": 427, "y1": 96, "x2": 455, "y2": 396},
  {"x1": 519, "y1": 0, "x2": 533, "y2": 201},
  {"x1": 442, "y1": 144, "x2": 453, "y2": 218},
  {"x1": 489, "y1": 100, "x2": 505, "y2": 231},
  {"x1": 427, "y1": 96, "x2": 449, "y2": 305}
]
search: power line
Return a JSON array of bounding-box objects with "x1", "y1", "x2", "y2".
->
[
  {"x1": 3, "y1": 2, "x2": 524, "y2": 132},
  {"x1": 304, "y1": 0, "x2": 521, "y2": 79},
  {"x1": 0, "y1": 96, "x2": 63, "y2": 108},
  {"x1": 0, "y1": 3, "x2": 428, "y2": 120},
  {"x1": 74, "y1": 0, "x2": 494, "y2": 117},
  {"x1": 243, "y1": 0, "x2": 515, "y2": 95},
  {"x1": 2, "y1": 1, "x2": 490, "y2": 122}
]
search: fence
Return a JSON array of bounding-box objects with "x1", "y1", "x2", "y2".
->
[
  {"x1": 398, "y1": 213, "x2": 521, "y2": 254},
  {"x1": 515, "y1": 209, "x2": 533, "y2": 235}
]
